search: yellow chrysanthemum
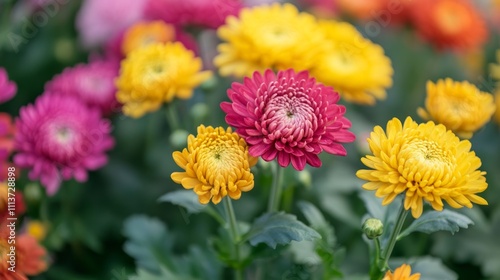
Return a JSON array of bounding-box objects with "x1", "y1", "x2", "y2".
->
[
  {"x1": 121, "y1": 21, "x2": 176, "y2": 55},
  {"x1": 171, "y1": 125, "x2": 258, "y2": 204},
  {"x1": 417, "y1": 78, "x2": 495, "y2": 138},
  {"x1": 383, "y1": 264, "x2": 421, "y2": 280},
  {"x1": 27, "y1": 220, "x2": 47, "y2": 241},
  {"x1": 116, "y1": 42, "x2": 212, "y2": 118},
  {"x1": 356, "y1": 117, "x2": 488, "y2": 219},
  {"x1": 214, "y1": 3, "x2": 325, "y2": 77},
  {"x1": 0, "y1": 182, "x2": 7, "y2": 211},
  {"x1": 311, "y1": 20, "x2": 393, "y2": 105}
]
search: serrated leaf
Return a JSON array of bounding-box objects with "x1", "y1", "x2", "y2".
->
[
  {"x1": 298, "y1": 201, "x2": 328, "y2": 228},
  {"x1": 244, "y1": 212, "x2": 321, "y2": 249},
  {"x1": 399, "y1": 209, "x2": 473, "y2": 239},
  {"x1": 122, "y1": 215, "x2": 174, "y2": 274},
  {"x1": 158, "y1": 190, "x2": 206, "y2": 214}
]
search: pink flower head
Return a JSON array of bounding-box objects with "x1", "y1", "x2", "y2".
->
[
  {"x1": 76, "y1": 0, "x2": 147, "y2": 48},
  {"x1": 221, "y1": 69, "x2": 355, "y2": 171},
  {"x1": 145, "y1": 0, "x2": 243, "y2": 29},
  {"x1": 14, "y1": 94, "x2": 114, "y2": 195},
  {"x1": 45, "y1": 59, "x2": 120, "y2": 115},
  {"x1": 0, "y1": 68, "x2": 16, "y2": 104}
]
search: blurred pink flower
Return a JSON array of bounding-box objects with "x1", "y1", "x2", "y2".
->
[
  {"x1": 221, "y1": 69, "x2": 355, "y2": 171},
  {"x1": 76, "y1": 0, "x2": 147, "y2": 48},
  {"x1": 0, "y1": 68, "x2": 17, "y2": 104},
  {"x1": 14, "y1": 94, "x2": 114, "y2": 195},
  {"x1": 145, "y1": 0, "x2": 243, "y2": 29},
  {"x1": 45, "y1": 59, "x2": 120, "y2": 115}
]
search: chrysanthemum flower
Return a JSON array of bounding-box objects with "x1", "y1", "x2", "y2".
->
[
  {"x1": 0, "y1": 68, "x2": 16, "y2": 104},
  {"x1": 14, "y1": 94, "x2": 114, "y2": 195},
  {"x1": 116, "y1": 42, "x2": 212, "y2": 118},
  {"x1": 337, "y1": 0, "x2": 386, "y2": 20},
  {"x1": 383, "y1": 264, "x2": 421, "y2": 280},
  {"x1": 171, "y1": 125, "x2": 257, "y2": 204},
  {"x1": 0, "y1": 233, "x2": 48, "y2": 279},
  {"x1": 495, "y1": 89, "x2": 500, "y2": 125},
  {"x1": 214, "y1": 3, "x2": 325, "y2": 77},
  {"x1": 417, "y1": 79, "x2": 495, "y2": 138},
  {"x1": 356, "y1": 117, "x2": 488, "y2": 219},
  {"x1": 0, "y1": 182, "x2": 25, "y2": 221},
  {"x1": 221, "y1": 69, "x2": 355, "y2": 171},
  {"x1": 145, "y1": 0, "x2": 243, "y2": 29},
  {"x1": 76, "y1": 0, "x2": 147, "y2": 48},
  {"x1": 311, "y1": 20, "x2": 393, "y2": 105},
  {"x1": 45, "y1": 59, "x2": 119, "y2": 115},
  {"x1": 0, "y1": 114, "x2": 18, "y2": 182},
  {"x1": 121, "y1": 21, "x2": 176, "y2": 55},
  {"x1": 409, "y1": 0, "x2": 488, "y2": 51}
]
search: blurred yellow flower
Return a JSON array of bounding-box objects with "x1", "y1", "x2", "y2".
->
[
  {"x1": 171, "y1": 125, "x2": 258, "y2": 204},
  {"x1": 121, "y1": 21, "x2": 176, "y2": 55},
  {"x1": 116, "y1": 43, "x2": 211, "y2": 118},
  {"x1": 311, "y1": 20, "x2": 393, "y2": 105},
  {"x1": 214, "y1": 3, "x2": 324, "y2": 77},
  {"x1": 383, "y1": 264, "x2": 421, "y2": 280},
  {"x1": 495, "y1": 89, "x2": 500, "y2": 124},
  {"x1": 356, "y1": 117, "x2": 488, "y2": 219},
  {"x1": 417, "y1": 78, "x2": 495, "y2": 138},
  {"x1": 492, "y1": 49, "x2": 500, "y2": 81},
  {"x1": 27, "y1": 220, "x2": 47, "y2": 241}
]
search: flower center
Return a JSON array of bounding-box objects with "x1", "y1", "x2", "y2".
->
[{"x1": 54, "y1": 125, "x2": 74, "y2": 145}]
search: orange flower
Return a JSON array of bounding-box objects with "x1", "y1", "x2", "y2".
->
[
  {"x1": 0, "y1": 233, "x2": 48, "y2": 279},
  {"x1": 410, "y1": 0, "x2": 488, "y2": 51},
  {"x1": 383, "y1": 264, "x2": 421, "y2": 280},
  {"x1": 121, "y1": 21, "x2": 176, "y2": 55},
  {"x1": 337, "y1": 0, "x2": 386, "y2": 20}
]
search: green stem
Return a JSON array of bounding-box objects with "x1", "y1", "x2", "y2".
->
[
  {"x1": 165, "y1": 104, "x2": 180, "y2": 131},
  {"x1": 267, "y1": 163, "x2": 284, "y2": 212},
  {"x1": 380, "y1": 204, "x2": 408, "y2": 271},
  {"x1": 205, "y1": 205, "x2": 226, "y2": 226},
  {"x1": 369, "y1": 238, "x2": 383, "y2": 280},
  {"x1": 223, "y1": 197, "x2": 243, "y2": 280}
]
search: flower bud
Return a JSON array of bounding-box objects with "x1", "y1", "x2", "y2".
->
[
  {"x1": 297, "y1": 170, "x2": 312, "y2": 189},
  {"x1": 362, "y1": 218, "x2": 384, "y2": 239},
  {"x1": 170, "y1": 129, "x2": 189, "y2": 149},
  {"x1": 190, "y1": 103, "x2": 209, "y2": 122}
]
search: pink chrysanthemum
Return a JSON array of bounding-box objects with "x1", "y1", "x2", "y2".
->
[
  {"x1": 76, "y1": 0, "x2": 147, "y2": 48},
  {"x1": 221, "y1": 69, "x2": 355, "y2": 170},
  {"x1": 145, "y1": 0, "x2": 243, "y2": 29},
  {"x1": 14, "y1": 94, "x2": 114, "y2": 195},
  {"x1": 0, "y1": 68, "x2": 16, "y2": 104},
  {"x1": 45, "y1": 59, "x2": 119, "y2": 115}
]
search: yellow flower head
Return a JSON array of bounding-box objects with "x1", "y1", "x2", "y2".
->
[
  {"x1": 356, "y1": 117, "x2": 488, "y2": 219},
  {"x1": 494, "y1": 89, "x2": 500, "y2": 125},
  {"x1": 383, "y1": 264, "x2": 421, "y2": 280},
  {"x1": 214, "y1": 3, "x2": 324, "y2": 77},
  {"x1": 121, "y1": 21, "x2": 176, "y2": 56},
  {"x1": 27, "y1": 220, "x2": 47, "y2": 241},
  {"x1": 116, "y1": 42, "x2": 212, "y2": 118},
  {"x1": 171, "y1": 125, "x2": 258, "y2": 204},
  {"x1": 417, "y1": 78, "x2": 495, "y2": 138},
  {"x1": 311, "y1": 20, "x2": 393, "y2": 105},
  {"x1": 0, "y1": 182, "x2": 7, "y2": 212}
]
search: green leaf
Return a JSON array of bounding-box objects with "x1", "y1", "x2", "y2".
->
[
  {"x1": 122, "y1": 215, "x2": 175, "y2": 274},
  {"x1": 399, "y1": 209, "x2": 473, "y2": 239},
  {"x1": 158, "y1": 190, "x2": 207, "y2": 214},
  {"x1": 243, "y1": 212, "x2": 321, "y2": 249},
  {"x1": 129, "y1": 268, "x2": 196, "y2": 280}
]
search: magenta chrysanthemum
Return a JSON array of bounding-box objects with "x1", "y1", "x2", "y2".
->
[
  {"x1": 221, "y1": 69, "x2": 355, "y2": 170},
  {"x1": 45, "y1": 60, "x2": 119, "y2": 115},
  {"x1": 145, "y1": 0, "x2": 243, "y2": 29},
  {"x1": 14, "y1": 94, "x2": 114, "y2": 195},
  {"x1": 0, "y1": 68, "x2": 16, "y2": 104}
]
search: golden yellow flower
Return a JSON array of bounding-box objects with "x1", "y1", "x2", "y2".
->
[
  {"x1": 121, "y1": 21, "x2": 176, "y2": 55},
  {"x1": 311, "y1": 20, "x2": 393, "y2": 105},
  {"x1": 214, "y1": 3, "x2": 324, "y2": 77},
  {"x1": 171, "y1": 125, "x2": 258, "y2": 204},
  {"x1": 417, "y1": 78, "x2": 495, "y2": 138},
  {"x1": 356, "y1": 117, "x2": 488, "y2": 219},
  {"x1": 0, "y1": 182, "x2": 7, "y2": 212},
  {"x1": 116, "y1": 42, "x2": 212, "y2": 118},
  {"x1": 383, "y1": 264, "x2": 421, "y2": 280},
  {"x1": 27, "y1": 220, "x2": 47, "y2": 241}
]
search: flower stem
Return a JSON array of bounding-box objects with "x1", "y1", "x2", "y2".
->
[
  {"x1": 369, "y1": 238, "x2": 383, "y2": 280},
  {"x1": 223, "y1": 197, "x2": 243, "y2": 280},
  {"x1": 380, "y1": 203, "x2": 408, "y2": 271},
  {"x1": 267, "y1": 162, "x2": 284, "y2": 212},
  {"x1": 165, "y1": 104, "x2": 180, "y2": 131}
]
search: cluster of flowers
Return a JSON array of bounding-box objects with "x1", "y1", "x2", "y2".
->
[{"x1": 336, "y1": 0, "x2": 490, "y2": 51}]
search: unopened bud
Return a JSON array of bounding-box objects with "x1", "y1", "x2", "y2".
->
[
  {"x1": 362, "y1": 218, "x2": 384, "y2": 239},
  {"x1": 190, "y1": 103, "x2": 209, "y2": 122},
  {"x1": 170, "y1": 129, "x2": 189, "y2": 149},
  {"x1": 297, "y1": 170, "x2": 312, "y2": 189}
]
